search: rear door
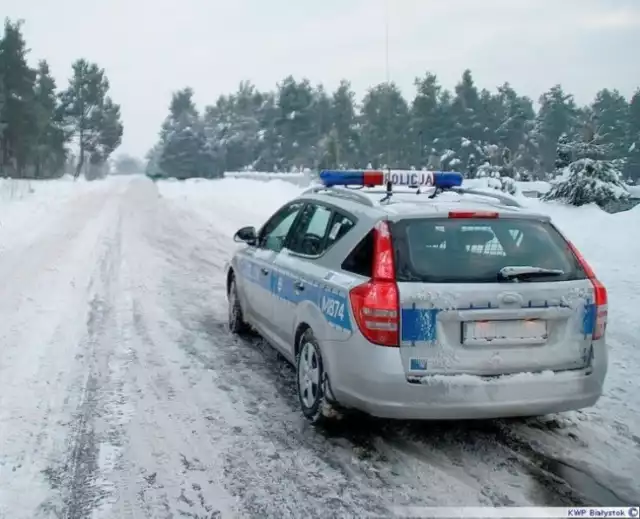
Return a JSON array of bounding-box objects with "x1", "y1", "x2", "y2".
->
[
  {"x1": 272, "y1": 203, "x2": 357, "y2": 348},
  {"x1": 242, "y1": 201, "x2": 305, "y2": 335},
  {"x1": 391, "y1": 215, "x2": 596, "y2": 377}
]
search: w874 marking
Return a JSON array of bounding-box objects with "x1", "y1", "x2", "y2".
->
[{"x1": 321, "y1": 295, "x2": 345, "y2": 321}]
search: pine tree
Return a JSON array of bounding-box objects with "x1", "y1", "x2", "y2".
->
[
  {"x1": 555, "y1": 133, "x2": 572, "y2": 170},
  {"x1": 160, "y1": 124, "x2": 211, "y2": 179},
  {"x1": 625, "y1": 89, "x2": 640, "y2": 182},
  {"x1": 360, "y1": 82, "x2": 410, "y2": 167},
  {"x1": 0, "y1": 19, "x2": 37, "y2": 176},
  {"x1": 591, "y1": 89, "x2": 629, "y2": 161},
  {"x1": 494, "y1": 83, "x2": 536, "y2": 174},
  {"x1": 410, "y1": 73, "x2": 449, "y2": 166},
  {"x1": 451, "y1": 70, "x2": 483, "y2": 143},
  {"x1": 329, "y1": 80, "x2": 359, "y2": 167},
  {"x1": 32, "y1": 60, "x2": 67, "y2": 178},
  {"x1": 532, "y1": 85, "x2": 580, "y2": 175},
  {"x1": 543, "y1": 127, "x2": 629, "y2": 207},
  {"x1": 59, "y1": 59, "x2": 122, "y2": 178},
  {"x1": 159, "y1": 87, "x2": 213, "y2": 179},
  {"x1": 145, "y1": 142, "x2": 164, "y2": 180},
  {"x1": 274, "y1": 76, "x2": 317, "y2": 170}
]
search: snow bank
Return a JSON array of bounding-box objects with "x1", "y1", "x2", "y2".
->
[
  {"x1": 0, "y1": 178, "x2": 34, "y2": 201},
  {"x1": 461, "y1": 178, "x2": 552, "y2": 199},
  {"x1": 0, "y1": 175, "x2": 83, "y2": 202},
  {"x1": 0, "y1": 176, "x2": 107, "y2": 254},
  {"x1": 156, "y1": 177, "x2": 305, "y2": 236},
  {"x1": 223, "y1": 170, "x2": 311, "y2": 187},
  {"x1": 627, "y1": 184, "x2": 640, "y2": 198},
  {"x1": 517, "y1": 180, "x2": 551, "y2": 196},
  {"x1": 418, "y1": 370, "x2": 556, "y2": 385}
]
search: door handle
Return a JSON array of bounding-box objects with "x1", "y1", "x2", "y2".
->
[
  {"x1": 294, "y1": 281, "x2": 305, "y2": 291},
  {"x1": 261, "y1": 268, "x2": 269, "y2": 275}
]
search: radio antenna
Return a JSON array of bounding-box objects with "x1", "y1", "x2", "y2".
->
[{"x1": 384, "y1": 0, "x2": 391, "y2": 168}]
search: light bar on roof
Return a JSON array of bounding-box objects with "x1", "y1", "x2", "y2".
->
[{"x1": 319, "y1": 169, "x2": 463, "y2": 189}]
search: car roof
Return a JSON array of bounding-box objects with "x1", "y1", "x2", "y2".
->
[{"x1": 296, "y1": 186, "x2": 550, "y2": 222}]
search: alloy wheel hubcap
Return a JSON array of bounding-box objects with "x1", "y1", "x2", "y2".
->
[{"x1": 298, "y1": 342, "x2": 320, "y2": 408}]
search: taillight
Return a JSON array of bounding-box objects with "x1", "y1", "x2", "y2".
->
[
  {"x1": 349, "y1": 221, "x2": 399, "y2": 347},
  {"x1": 448, "y1": 210, "x2": 499, "y2": 219},
  {"x1": 566, "y1": 240, "x2": 608, "y2": 340}
]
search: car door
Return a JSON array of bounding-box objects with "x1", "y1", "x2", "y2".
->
[
  {"x1": 272, "y1": 202, "x2": 356, "y2": 350},
  {"x1": 244, "y1": 201, "x2": 305, "y2": 338}
]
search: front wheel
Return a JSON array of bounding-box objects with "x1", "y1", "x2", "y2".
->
[
  {"x1": 296, "y1": 329, "x2": 341, "y2": 425},
  {"x1": 228, "y1": 276, "x2": 249, "y2": 335}
]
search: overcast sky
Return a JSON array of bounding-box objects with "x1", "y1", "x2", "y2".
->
[{"x1": 2, "y1": 0, "x2": 639, "y2": 158}]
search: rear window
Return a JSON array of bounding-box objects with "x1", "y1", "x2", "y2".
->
[{"x1": 391, "y1": 218, "x2": 586, "y2": 283}]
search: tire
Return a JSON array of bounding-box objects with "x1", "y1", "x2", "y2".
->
[
  {"x1": 228, "y1": 276, "x2": 249, "y2": 335},
  {"x1": 296, "y1": 329, "x2": 342, "y2": 425}
]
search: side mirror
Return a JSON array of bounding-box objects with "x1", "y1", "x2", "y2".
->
[{"x1": 234, "y1": 226, "x2": 258, "y2": 245}]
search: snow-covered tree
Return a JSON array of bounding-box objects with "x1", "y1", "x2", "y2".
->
[
  {"x1": 625, "y1": 90, "x2": 640, "y2": 182},
  {"x1": 543, "y1": 131, "x2": 629, "y2": 207},
  {"x1": 159, "y1": 87, "x2": 215, "y2": 179},
  {"x1": 476, "y1": 159, "x2": 517, "y2": 195},
  {"x1": 142, "y1": 73, "x2": 638, "y2": 184}
]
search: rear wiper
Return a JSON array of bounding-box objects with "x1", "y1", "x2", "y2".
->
[{"x1": 498, "y1": 266, "x2": 565, "y2": 281}]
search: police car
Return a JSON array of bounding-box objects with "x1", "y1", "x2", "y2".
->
[{"x1": 225, "y1": 169, "x2": 608, "y2": 424}]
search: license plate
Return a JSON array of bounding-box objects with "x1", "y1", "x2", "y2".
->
[{"x1": 463, "y1": 319, "x2": 547, "y2": 346}]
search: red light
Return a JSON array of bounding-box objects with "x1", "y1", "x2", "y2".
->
[
  {"x1": 372, "y1": 220, "x2": 395, "y2": 280},
  {"x1": 363, "y1": 170, "x2": 385, "y2": 186},
  {"x1": 566, "y1": 239, "x2": 608, "y2": 340},
  {"x1": 350, "y1": 281, "x2": 399, "y2": 347},
  {"x1": 448, "y1": 211, "x2": 499, "y2": 219},
  {"x1": 349, "y1": 220, "x2": 399, "y2": 347}
]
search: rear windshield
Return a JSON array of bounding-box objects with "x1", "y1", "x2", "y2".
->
[{"x1": 390, "y1": 217, "x2": 586, "y2": 283}]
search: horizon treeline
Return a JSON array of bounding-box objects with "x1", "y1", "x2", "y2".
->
[{"x1": 147, "y1": 70, "x2": 639, "y2": 183}]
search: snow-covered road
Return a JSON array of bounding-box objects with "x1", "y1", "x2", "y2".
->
[{"x1": 0, "y1": 176, "x2": 637, "y2": 519}]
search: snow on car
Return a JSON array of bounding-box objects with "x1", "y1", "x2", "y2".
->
[{"x1": 225, "y1": 170, "x2": 609, "y2": 424}]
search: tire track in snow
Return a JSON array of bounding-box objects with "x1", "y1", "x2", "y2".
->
[
  {"x1": 42, "y1": 204, "x2": 125, "y2": 519},
  {"x1": 0, "y1": 186, "x2": 126, "y2": 519},
  {"x1": 86, "y1": 179, "x2": 242, "y2": 518},
  {"x1": 121, "y1": 181, "x2": 395, "y2": 517}
]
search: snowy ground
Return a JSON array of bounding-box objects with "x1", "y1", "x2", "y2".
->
[{"x1": 0, "y1": 175, "x2": 637, "y2": 519}]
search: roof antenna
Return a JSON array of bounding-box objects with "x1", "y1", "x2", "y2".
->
[{"x1": 384, "y1": 0, "x2": 391, "y2": 169}]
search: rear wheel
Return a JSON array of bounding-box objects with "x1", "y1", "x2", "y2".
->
[
  {"x1": 296, "y1": 329, "x2": 341, "y2": 425},
  {"x1": 228, "y1": 276, "x2": 249, "y2": 335}
]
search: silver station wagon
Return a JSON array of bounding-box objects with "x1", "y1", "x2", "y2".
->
[{"x1": 225, "y1": 170, "x2": 608, "y2": 425}]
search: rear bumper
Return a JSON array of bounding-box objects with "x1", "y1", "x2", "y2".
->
[{"x1": 322, "y1": 340, "x2": 607, "y2": 420}]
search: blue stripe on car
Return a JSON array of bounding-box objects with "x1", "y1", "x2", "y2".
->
[
  {"x1": 239, "y1": 258, "x2": 352, "y2": 331},
  {"x1": 238, "y1": 259, "x2": 596, "y2": 340},
  {"x1": 583, "y1": 302, "x2": 596, "y2": 335},
  {"x1": 401, "y1": 308, "x2": 439, "y2": 342}
]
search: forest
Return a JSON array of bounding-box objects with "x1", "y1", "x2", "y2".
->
[{"x1": 147, "y1": 71, "x2": 639, "y2": 193}]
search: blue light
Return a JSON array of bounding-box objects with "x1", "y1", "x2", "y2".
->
[
  {"x1": 319, "y1": 170, "x2": 375, "y2": 187},
  {"x1": 432, "y1": 171, "x2": 464, "y2": 189},
  {"x1": 319, "y1": 169, "x2": 464, "y2": 189}
]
